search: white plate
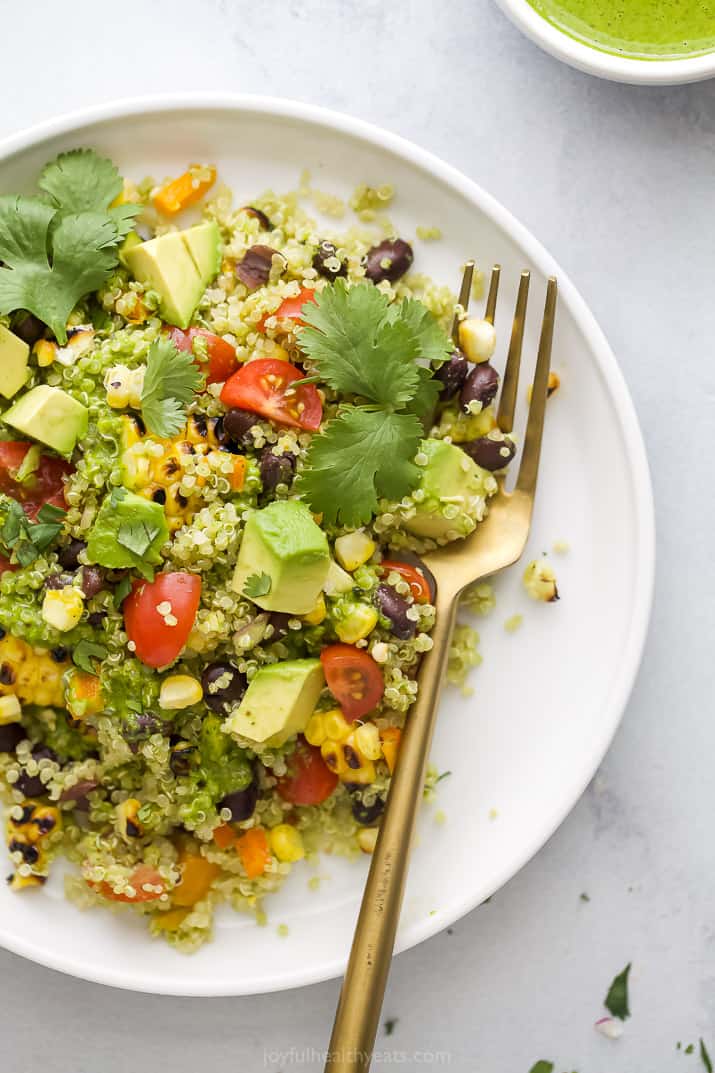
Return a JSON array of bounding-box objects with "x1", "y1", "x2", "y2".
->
[{"x1": 0, "y1": 95, "x2": 654, "y2": 996}]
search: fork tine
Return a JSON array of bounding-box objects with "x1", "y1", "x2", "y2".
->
[
  {"x1": 515, "y1": 277, "x2": 558, "y2": 497},
  {"x1": 450, "y1": 260, "x2": 475, "y2": 345},
  {"x1": 484, "y1": 264, "x2": 501, "y2": 325},
  {"x1": 497, "y1": 270, "x2": 530, "y2": 434}
]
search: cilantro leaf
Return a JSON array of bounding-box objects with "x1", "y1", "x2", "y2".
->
[
  {"x1": 141, "y1": 336, "x2": 204, "y2": 438},
  {"x1": 38, "y1": 149, "x2": 124, "y2": 215},
  {"x1": 299, "y1": 280, "x2": 421, "y2": 406},
  {"x1": 604, "y1": 962, "x2": 631, "y2": 1020},
  {"x1": 243, "y1": 572, "x2": 272, "y2": 599},
  {"x1": 28, "y1": 522, "x2": 64, "y2": 550},
  {"x1": 117, "y1": 520, "x2": 161, "y2": 557},
  {"x1": 296, "y1": 408, "x2": 422, "y2": 527},
  {"x1": 72, "y1": 639, "x2": 108, "y2": 675},
  {"x1": 404, "y1": 364, "x2": 441, "y2": 422},
  {"x1": 701, "y1": 1039, "x2": 713, "y2": 1073},
  {"x1": 388, "y1": 296, "x2": 453, "y2": 366},
  {"x1": 113, "y1": 575, "x2": 133, "y2": 609},
  {"x1": 528, "y1": 1063, "x2": 554, "y2": 1073},
  {"x1": 36, "y1": 503, "x2": 67, "y2": 523}
]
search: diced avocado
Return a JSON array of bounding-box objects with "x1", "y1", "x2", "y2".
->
[
  {"x1": 86, "y1": 488, "x2": 169, "y2": 579},
  {"x1": 122, "y1": 221, "x2": 221, "y2": 329},
  {"x1": 118, "y1": 230, "x2": 143, "y2": 269},
  {"x1": 232, "y1": 500, "x2": 330, "y2": 615},
  {"x1": 323, "y1": 559, "x2": 354, "y2": 597},
  {"x1": 0, "y1": 325, "x2": 29, "y2": 399},
  {"x1": 224, "y1": 659, "x2": 325, "y2": 747},
  {"x1": 3, "y1": 385, "x2": 88, "y2": 456},
  {"x1": 405, "y1": 438, "x2": 488, "y2": 542}
]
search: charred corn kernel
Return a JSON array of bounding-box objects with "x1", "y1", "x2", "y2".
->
[
  {"x1": 269, "y1": 824, "x2": 305, "y2": 863},
  {"x1": 0, "y1": 694, "x2": 21, "y2": 725},
  {"x1": 32, "y1": 326, "x2": 94, "y2": 369},
  {"x1": 522, "y1": 559, "x2": 559, "y2": 603},
  {"x1": 64, "y1": 670, "x2": 103, "y2": 721},
  {"x1": 335, "y1": 603, "x2": 378, "y2": 644},
  {"x1": 527, "y1": 370, "x2": 560, "y2": 403},
  {"x1": 380, "y1": 727, "x2": 402, "y2": 774},
  {"x1": 354, "y1": 722, "x2": 382, "y2": 761},
  {"x1": 159, "y1": 674, "x2": 203, "y2": 710},
  {"x1": 41, "y1": 588, "x2": 84, "y2": 632},
  {"x1": 302, "y1": 593, "x2": 327, "y2": 626},
  {"x1": 154, "y1": 164, "x2": 217, "y2": 215},
  {"x1": 153, "y1": 907, "x2": 190, "y2": 932},
  {"x1": 322, "y1": 708, "x2": 351, "y2": 742},
  {"x1": 0, "y1": 636, "x2": 68, "y2": 707},
  {"x1": 458, "y1": 316, "x2": 496, "y2": 363},
  {"x1": 105, "y1": 364, "x2": 145, "y2": 409},
  {"x1": 23, "y1": 804, "x2": 61, "y2": 843},
  {"x1": 7, "y1": 871, "x2": 46, "y2": 890},
  {"x1": 320, "y1": 740, "x2": 344, "y2": 776},
  {"x1": 304, "y1": 713, "x2": 327, "y2": 747},
  {"x1": 34, "y1": 339, "x2": 56, "y2": 367},
  {"x1": 115, "y1": 798, "x2": 144, "y2": 840},
  {"x1": 334, "y1": 530, "x2": 376, "y2": 572},
  {"x1": 340, "y1": 734, "x2": 376, "y2": 784},
  {"x1": 357, "y1": 828, "x2": 379, "y2": 854}
]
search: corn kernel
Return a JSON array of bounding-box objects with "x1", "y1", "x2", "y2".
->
[
  {"x1": 269, "y1": 824, "x2": 305, "y2": 863},
  {"x1": 304, "y1": 713, "x2": 327, "y2": 747},
  {"x1": 335, "y1": 604, "x2": 378, "y2": 644},
  {"x1": 115, "y1": 798, "x2": 143, "y2": 841},
  {"x1": 334, "y1": 530, "x2": 376, "y2": 572},
  {"x1": 159, "y1": 675, "x2": 203, "y2": 710},
  {"x1": 340, "y1": 735, "x2": 376, "y2": 784},
  {"x1": 522, "y1": 559, "x2": 559, "y2": 603},
  {"x1": 0, "y1": 694, "x2": 21, "y2": 725},
  {"x1": 41, "y1": 588, "x2": 84, "y2": 632},
  {"x1": 34, "y1": 339, "x2": 56, "y2": 368},
  {"x1": 354, "y1": 722, "x2": 382, "y2": 761},
  {"x1": 357, "y1": 828, "x2": 379, "y2": 854},
  {"x1": 458, "y1": 316, "x2": 496, "y2": 363},
  {"x1": 322, "y1": 708, "x2": 351, "y2": 742},
  {"x1": 302, "y1": 593, "x2": 327, "y2": 626}
]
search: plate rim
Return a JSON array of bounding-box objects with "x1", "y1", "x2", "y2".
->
[{"x1": 0, "y1": 93, "x2": 655, "y2": 995}]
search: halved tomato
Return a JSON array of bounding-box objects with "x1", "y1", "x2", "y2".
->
[
  {"x1": 320, "y1": 644, "x2": 384, "y2": 722},
  {"x1": 276, "y1": 738, "x2": 339, "y2": 805},
  {"x1": 220, "y1": 359, "x2": 322, "y2": 431},
  {"x1": 0, "y1": 442, "x2": 72, "y2": 519},
  {"x1": 379, "y1": 560, "x2": 432, "y2": 604},
  {"x1": 123, "y1": 572, "x2": 202, "y2": 668},
  {"x1": 258, "y1": 286, "x2": 317, "y2": 333},
  {"x1": 168, "y1": 327, "x2": 238, "y2": 384}
]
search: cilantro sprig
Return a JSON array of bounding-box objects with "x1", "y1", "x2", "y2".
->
[
  {"x1": 0, "y1": 495, "x2": 66, "y2": 567},
  {"x1": 141, "y1": 336, "x2": 204, "y2": 438},
  {"x1": 296, "y1": 280, "x2": 452, "y2": 527},
  {"x1": 0, "y1": 149, "x2": 140, "y2": 343}
]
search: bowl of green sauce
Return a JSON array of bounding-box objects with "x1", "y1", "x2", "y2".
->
[{"x1": 494, "y1": 0, "x2": 715, "y2": 83}]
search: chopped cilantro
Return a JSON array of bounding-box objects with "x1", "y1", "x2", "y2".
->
[
  {"x1": 383, "y1": 1018, "x2": 398, "y2": 1036},
  {"x1": 528, "y1": 1063, "x2": 554, "y2": 1073},
  {"x1": 701, "y1": 1040, "x2": 712, "y2": 1072},
  {"x1": 36, "y1": 502, "x2": 67, "y2": 523},
  {"x1": 435, "y1": 770, "x2": 452, "y2": 783},
  {"x1": 72, "y1": 639, "x2": 108, "y2": 674},
  {"x1": 117, "y1": 520, "x2": 162, "y2": 558},
  {"x1": 114, "y1": 575, "x2": 133, "y2": 609},
  {"x1": 579, "y1": 892, "x2": 590, "y2": 903},
  {"x1": 0, "y1": 493, "x2": 64, "y2": 565},
  {"x1": 141, "y1": 336, "x2": 204, "y2": 438},
  {"x1": 604, "y1": 962, "x2": 631, "y2": 1020},
  {"x1": 243, "y1": 572, "x2": 272, "y2": 599},
  {"x1": 686, "y1": 1044, "x2": 695, "y2": 1055}
]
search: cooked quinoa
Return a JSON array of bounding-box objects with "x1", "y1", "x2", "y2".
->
[{"x1": 0, "y1": 151, "x2": 513, "y2": 951}]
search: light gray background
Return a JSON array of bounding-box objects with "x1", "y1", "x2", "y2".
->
[{"x1": 1, "y1": 1, "x2": 713, "y2": 1070}]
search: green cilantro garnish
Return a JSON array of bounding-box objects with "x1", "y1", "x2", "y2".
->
[
  {"x1": 383, "y1": 1018, "x2": 398, "y2": 1036},
  {"x1": 528, "y1": 1063, "x2": 554, "y2": 1073},
  {"x1": 113, "y1": 575, "x2": 133, "y2": 609},
  {"x1": 0, "y1": 149, "x2": 140, "y2": 343},
  {"x1": 141, "y1": 336, "x2": 204, "y2": 438},
  {"x1": 0, "y1": 494, "x2": 65, "y2": 566},
  {"x1": 604, "y1": 962, "x2": 631, "y2": 1020},
  {"x1": 296, "y1": 280, "x2": 452, "y2": 527},
  {"x1": 701, "y1": 1039, "x2": 713, "y2": 1073},
  {"x1": 72, "y1": 639, "x2": 108, "y2": 674},
  {"x1": 243, "y1": 572, "x2": 272, "y2": 599},
  {"x1": 686, "y1": 1045, "x2": 696, "y2": 1055},
  {"x1": 117, "y1": 520, "x2": 162, "y2": 558}
]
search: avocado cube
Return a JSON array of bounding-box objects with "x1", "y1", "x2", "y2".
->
[
  {"x1": 3, "y1": 385, "x2": 88, "y2": 456},
  {"x1": 86, "y1": 489, "x2": 169, "y2": 578},
  {"x1": 232, "y1": 501, "x2": 330, "y2": 615},
  {"x1": 182, "y1": 221, "x2": 222, "y2": 281},
  {"x1": 225, "y1": 659, "x2": 325, "y2": 747},
  {"x1": 122, "y1": 222, "x2": 221, "y2": 329},
  {"x1": 405, "y1": 438, "x2": 488, "y2": 541},
  {"x1": 0, "y1": 325, "x2": 29, "y2": 399}
]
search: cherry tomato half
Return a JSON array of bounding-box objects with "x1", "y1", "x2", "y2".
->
[
  {"x1": 379, "y1": 560, "x2": 432, "y2": 604},
  {"x1": 0, "y1": 442, "x2": 72, "y2": 520},
  {"x1": 276, "y1": 738, "x2": 339, "y2": 805},
  {"x1": 123, "y1": 572, "x2": 202, "y2": 668},
  {"x1": 220, "y1": 358, "x2": 322, "y2": 432},
  {"x1": 320, "y1": 644, "x2": 385, "y2": 722},
  {"x1": 258, "y1": 286, "x2": 317, "y2": 333},
  {"x1": 91, "y1": 864, "x2": 165, "y2": 904},
  {"x1": 168, "y1": 327, "x2": 238, "y2": 385}
]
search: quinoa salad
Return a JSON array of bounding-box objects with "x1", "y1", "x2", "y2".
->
[{"x1": 0, "y1": 151, "x2": 514, "y2": 950}]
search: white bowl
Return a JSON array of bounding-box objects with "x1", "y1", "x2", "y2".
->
[
  {"x1": 494, "y1": 0, "x2": 715, "y2": 84},
  {"x1": 0, "y1": 95, "x2": 655, "y2": 995}
]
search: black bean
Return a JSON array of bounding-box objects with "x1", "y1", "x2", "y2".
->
[
  {"x1": 57, "y1": 539, "x2": 86, "y2": 571},
  {"x1": 32, "y1": 746, "x2": 58, "y2": 764},
  {"x1": 459, "y1": 363, "x2": 499, "y2": 413},
  {"x1": 223, "y1": 408, "x2": 260, "y2": 445},
  {"x1": 268, "y1": 612, "x2": 292, "y2": 638},
  {"x1": 375, "y1": 584, "x2": 416, "y2": 640},
  {"x1": 0, "y1": 724, "x2": 24, "y2": 753},
  {"x1": 201, "y1": 663, "x2": 247, "y2": 712},
  {"x1": 11, "y1": 312, "x2": 45, "y2": 346},
  {"x1": 219, "y1": 777, "x2": 259, "y2": 822},
  {"x1": 364, "y1": 239, "x2": 413, "y2": 284},
  {"x1": 169, "y1": 741, "x2": 196, "y2": 777},
  {"x1": 87, "y1": 611, "x2": 106, "y2": 628},
  {"x1": 15, "y1": 772, "x2": 45, "y2": 798},
  {"x1": 235, "y1": 245, "x2": 282, "y2": 291},
  {"x1": 436, "y1": 352, "x2": 470, "y2": 399},
  {"x1": 122, "y1": 712, "x2": 163, "y2": 752},
  {"x1": 50, "y1": 647, "x2": 68, "y2": 663},
  {"x1": 45, "y1": 573, "x2": 74, "y2": 591},
  {"x1": 388, "y1": 551, "x2": 437, "y2": 603},
  {"x1": 313, "y1": 240, "x2": 347, "y2": 281},
  {"x1": 240, "y1": 205, "x2": 272, "y2": 230},
  {"x1": 79, "y1": 566, "x2": 105, "y2": 598},
  {"x1": 350, "y1": 794, "x2": 385, "y2": 826},
  {"x1": 461, "y1": 435, "x2": 517, "y2": 471},
  {"x1": 259, "y1": 449, "x2": 296, "y2": 493}
]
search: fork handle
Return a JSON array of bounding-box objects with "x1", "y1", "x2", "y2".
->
[{"x1": 325, "y1": 589, "x2": 459, "y2": 1073}]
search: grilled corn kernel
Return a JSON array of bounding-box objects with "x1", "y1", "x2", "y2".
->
[
  {"x1": 34, "y1": 339, "x2": 56, "y2": 367},
  {"x1": 320, "y1": 740, "x2": 344, "y2": 776},
  {"x1": 333, "y1": 530, "x2": 376, "y2": 572},
  {"x1": 7, "y1": 871, "x2": 46, "y2": 890},
  {"x1": 105, "y1": 364, "x2": 145, "y2": 409},
  {"x1": 302, "y1": 593, "x2": 327, "y2": 626},
  {"x1": 304, "y1": 713, "x2": 327, "y2": 747},
  {"x1": 522, "y1": 559, "x2": 559, "y2": 603},
  {"x1": 458, "y1": 316, "x2": 496, "y2": 363},
  {"x1": 340, "y1": 735, "x2": 376, "y2": 784},
  {"x1": 0, "y1": 694, "x2": 21, "y2": 725},
  {"x1": 116, "y1": 798, "x2": 144, "y2": 840},
  {"x1": 354, "y1": 722, "x2": 382, "y2": 761},
  {"x1": 527, "y1": 370, "x2": 560, "y2": 403},
  {"x1": 357, "y1": 828, "x2": 379, "y2": 854},
  {"x1": 159, "y1": 675, "x2": 203, "y2": 710},
  {"x1": 269, "y1": 824, "x2": 305, "y2": 863},
  {"x1": 0, "y1": 636, "x2": 67, "y2": 707},
  {"x1": 322, "y1": 709, "x2": 351, "y2": 742},
  {"x1": 335, "y1": 604, "x2": 379, "y2": 644},
  {"x1": 41, "y1": 588, "x2": 84, "y2": 632}
]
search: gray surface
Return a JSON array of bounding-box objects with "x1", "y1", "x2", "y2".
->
[{"x1": 1, "y1": 1, "x2": 714, "y2": 1070}]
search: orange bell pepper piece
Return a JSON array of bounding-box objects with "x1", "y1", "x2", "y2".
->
[
  {"x1": 153, "y1": 165, "x2": 217, "y2": 215},
  {"x1": 213, "y1": 823, "x2": 237, "y2": 850},
  {"x1": 230, "y1": 456, "x2": 247, "y2": 492},
  {"x1": 153, "y1": 907, "x2": 190, "y2": 932},
  {"x1": 236, "y1": 827, "x2": 270, "y2": 879},
  {"x1": 173, "y1": 853, "x2": 221, "y2": 907}
]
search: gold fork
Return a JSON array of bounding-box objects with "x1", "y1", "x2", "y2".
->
[{"x1": 324, "y1": 266, "x2": 558, "y2": 1073}]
